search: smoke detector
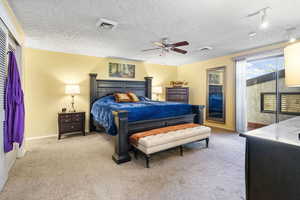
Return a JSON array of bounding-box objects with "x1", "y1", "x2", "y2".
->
[{"x1": 96, "y1": 18, "x2": 118, "y2": 31}]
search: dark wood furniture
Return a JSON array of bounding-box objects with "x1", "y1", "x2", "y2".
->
[
  {"x1": 166, "y1": 87, "x2": 189, "y2": 103},
  {"x1": 241, "y1": 117, "x2": 300, "y2": 200},
  {"x1": 89, "y1": 73, "x2": 204, "y2": 164},
  {"x1": 58, "y1": 112, "x2": 85, "y2": 140}
]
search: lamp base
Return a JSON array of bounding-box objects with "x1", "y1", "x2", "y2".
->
[{"x1": 70, "y1": 95, "x2": 76, "y2": 112}]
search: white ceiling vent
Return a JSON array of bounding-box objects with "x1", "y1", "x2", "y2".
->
[
  {"x1": 96, "y1": 18, "x2": 118, "y2": 31},
  {"x1": 198, "y1": 46, "x2": 213, "y2": 52}
]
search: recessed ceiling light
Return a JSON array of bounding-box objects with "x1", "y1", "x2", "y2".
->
[
  {"x1": 289, "y1": 37, "x2": 296, "y2": 43},
  {"x1": 248, "y1": 32, "x2": 257, "y2": 38},
  {"x1": 286, "y1": 27, "x2": 297, "y2": 43}
]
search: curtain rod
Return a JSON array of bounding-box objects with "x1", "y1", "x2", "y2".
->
[{"x1": 232, "y1": 47, "x2": 284, "y2": 61}]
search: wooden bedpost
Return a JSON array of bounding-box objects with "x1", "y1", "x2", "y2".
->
[
  {"x1": 89, "y1": 73, "x2": 98, "y2": 104},
  {"x1": 89, "y1": 73, "x2": 97, "y2": 132},
  {"x1": 112, "y1": 110, "x2": 131, "y2": 164},
  {"x1": 192, "y1": 105, "x2": 205, "y2": 124},
  {"x1": 144, "y1": 77, "x2": 153, "y2": 99}
]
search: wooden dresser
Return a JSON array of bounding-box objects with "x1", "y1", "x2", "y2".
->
[
  {"x1": 241, "y1": 117, "x2": 300, "y2": 200},
  {"x1": 58, "y1": 112, "x2": 85, "y2": 139},
  {"x1": 166, "y1": 87, "x2": 189, "y2": 103}
]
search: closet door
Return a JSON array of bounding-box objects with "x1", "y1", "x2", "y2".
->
[{"x1": 0, "y1": 23, "x2": 8, "y2": 190}]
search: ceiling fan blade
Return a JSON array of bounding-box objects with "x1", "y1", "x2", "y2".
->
[
  {"x1": 153, "y1": 42, "x2": 165, "y2": 47},
  {"x1": 169, "y1": 41, "x2": 189, "y2": 47},
  {"x1": 142, "y1": 48, "x2": 161, "y2": 52},
  {"x1": 171, "y1": 48, "x2": 187, "y2": 54}
]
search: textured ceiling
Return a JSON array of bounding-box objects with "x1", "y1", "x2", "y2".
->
[{"x1": 9, "y1": 0, "x2": 300, "y2": 65}]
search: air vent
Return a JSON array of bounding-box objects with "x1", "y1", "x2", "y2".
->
[
  {"x1": 96, "y1": 18, "x2": 118, "y2": 31},
  {"x1": 198, "y1": 46, "x2": 213, "y2": 52}
]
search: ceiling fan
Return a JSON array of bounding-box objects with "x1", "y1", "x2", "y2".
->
[{"x1": 142, "y1": 38, "x2": 189, "y2": 55}]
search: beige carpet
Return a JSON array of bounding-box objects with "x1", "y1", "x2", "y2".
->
[{"x1": 0, "y1": 129, "x2": 245, "y2": 200}]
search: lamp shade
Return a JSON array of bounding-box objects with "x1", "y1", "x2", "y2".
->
[
  {"x1": 65, "y1": 84, "x2": 80, "y2": 95},
  {"x1": 284, "y1": 42, "x2": 300, "y2": 87},
  {"x1": 153, "y1": 86, "x2": 163, "y2": 94}
]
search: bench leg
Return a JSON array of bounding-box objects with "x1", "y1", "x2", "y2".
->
[
  {"x1": 205, "y1": 138, "x2": 209, "y2": 148},
  {"x1": 179, "y1": 145, "x2": 183, "y2": 156},
  {"x1": 145, "y1": 155, "x2": 150, "y2": 168},
  {"x1": 134, "y1": 148, "x2": 138, "y2": 160}
]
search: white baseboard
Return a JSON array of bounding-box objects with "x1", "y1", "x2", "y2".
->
[
  {"x1": 203, "y1": 123, "x2": 236, "y2": 132},
  {"x1": 25, "y1": 129, "x2": 90, "y2": 141},
  {"x1": 25, "y1": 134, "x2": 57, "y2": 141}
]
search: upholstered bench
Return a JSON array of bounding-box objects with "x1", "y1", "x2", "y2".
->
[{"x1": 130, "y1": 123, "x2": 211, "y2": 168}]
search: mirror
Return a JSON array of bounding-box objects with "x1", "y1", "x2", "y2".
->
[{"x1": 206, "y1": 66, "x2": 226, "y2": 123}]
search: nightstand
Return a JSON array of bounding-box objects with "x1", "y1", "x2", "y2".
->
[{"x1": 58, "y1": 112, "x2": 85, "y2": 139}]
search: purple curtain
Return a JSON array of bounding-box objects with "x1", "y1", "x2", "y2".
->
[{"x1": 4, "y1": 51, "x2": 25, "y2": 153}]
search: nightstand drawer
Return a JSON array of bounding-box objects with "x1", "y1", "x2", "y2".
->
[
  {"x1": 72, "y1": 113, "x2": 83, "y2": 122},
  {"x1": 60, "y1": 122, "x2": 82, "y2": 133},
  {"x1": 59, "y1": 115, "x2": 72, "y2": 123}
]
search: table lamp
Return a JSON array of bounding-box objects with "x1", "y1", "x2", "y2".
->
[
  {"x1": 65, "y1": 84, "x2": 80, "y2": 112},
  {"x1": 153, "y1": 86, "x2": 163, "y2": 101}
]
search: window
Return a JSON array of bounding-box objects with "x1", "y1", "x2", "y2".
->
[
  {"x1": 280, "y1": 93, "x2": 300, "y2": 114},
  {"x1": 261, "y1": 93, "x2": 276, "y2": 113},
  {"x1": 261, "y1": 92, "x2": 300, "y2": 115}
]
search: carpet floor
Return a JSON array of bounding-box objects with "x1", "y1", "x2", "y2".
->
[{"x1": 0, "y1": 129, "x2": 245, "y2": 200}]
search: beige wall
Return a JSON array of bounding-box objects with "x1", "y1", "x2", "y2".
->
[
  {"x1": 24, "y1": 48, "x2": 178, "y2": 138},
  {"x1": 178, "y1": 56, "x2": 236, "y2": 131}
]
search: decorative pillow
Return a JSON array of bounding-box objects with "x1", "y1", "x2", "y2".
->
[
  {"x1": 114, "y1": 93, "x2": 131, "y2": 103},
  {"x1": 127, "y1": 92, "x2": 140, "y2": 102}
]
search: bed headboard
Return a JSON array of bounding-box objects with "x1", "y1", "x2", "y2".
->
[{"x1": 89, "y1": 73, "x2": 153, "y2": 105}]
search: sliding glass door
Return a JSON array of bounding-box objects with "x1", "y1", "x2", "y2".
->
[
  {"x1": 246, "y1": 56, "x2": 277, "y2": 130},
  {"x1": 246, "y1": 55, "x2": 300, "y2": 130}
]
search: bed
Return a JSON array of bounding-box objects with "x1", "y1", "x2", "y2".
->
[{"x1": 89, "y1": 73, "x2": 205, "y2": 164}]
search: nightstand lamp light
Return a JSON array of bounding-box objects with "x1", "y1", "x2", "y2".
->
[
  {"x1": 153, "y1": 86, "x2": 163, "y2": 101},
  {"x1": 65, "y1": 84, "x2": 80, "y2": 112}
]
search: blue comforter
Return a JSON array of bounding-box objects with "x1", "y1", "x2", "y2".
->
[{"x1": 91, "y1": 96, "x2": 193, "y2": 135}]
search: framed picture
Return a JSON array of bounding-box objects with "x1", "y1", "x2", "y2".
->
[
  {"x1": 208, "y1": 70, "x2": 224, "y2": 85},
  {"x1": 109, "y1": 63, "x2": 135, "y2": 78}
]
